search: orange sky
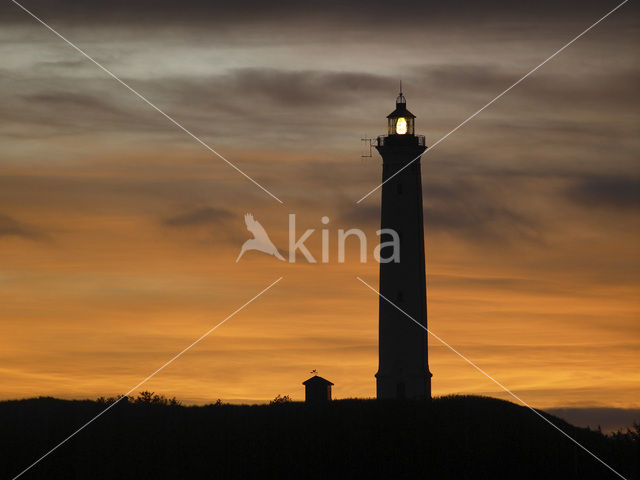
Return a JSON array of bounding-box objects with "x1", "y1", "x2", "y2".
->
[
  {"x1": 1, "y1": 149, "x2": 638, "y2": 408},
  {"x1": 1, "y1": 0, "x2": 638, "y2": 410}
]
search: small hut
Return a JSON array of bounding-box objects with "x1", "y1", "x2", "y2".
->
[{"x1": 302, "y1": 375, "x2": 333, "y2": 404}]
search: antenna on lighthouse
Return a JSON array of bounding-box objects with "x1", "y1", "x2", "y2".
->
[{"x1": 361, "y1": 134, "x2": 373, "y2": 158}]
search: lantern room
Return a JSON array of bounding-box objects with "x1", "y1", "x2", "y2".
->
[{"x1": 387, "y1": 91, "x2": 416, "y2": 136}]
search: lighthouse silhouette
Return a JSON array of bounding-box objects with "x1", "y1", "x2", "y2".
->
[{"x1": 375, "y1": 89, "x2": 432, "y2": 400}]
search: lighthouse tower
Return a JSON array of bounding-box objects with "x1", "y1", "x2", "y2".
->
[{"x1": 375, "y1": 90, "x2": 432, "y2": 400}]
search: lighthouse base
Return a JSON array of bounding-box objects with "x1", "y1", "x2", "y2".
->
[{"x1": 375, "y1": 371, "x2": 432, "y2": 400}]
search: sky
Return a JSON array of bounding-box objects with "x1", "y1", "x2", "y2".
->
[{"x1": 1, "y1": 0, "x2": 639, "y2": 430}]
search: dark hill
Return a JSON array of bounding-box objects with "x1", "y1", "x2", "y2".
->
[{"x1": 1, "y1": 395, "x2": 637, "y2": 479}]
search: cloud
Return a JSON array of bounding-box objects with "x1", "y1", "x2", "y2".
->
[
  {"x1": 2, "y1": 0, "x2": 637, "y2": 152},
  {"x1": 412, "y1": 63, "x2": 640, "y2": 109},
  {"x1": 0, "y1": 213, "x2": 46, "y2": 241},
  {"x1": 21, "y1": 92, "x2": 117, "y2": 111},
  {"x1": 565, "y1": 174, "x2": 640, "y2": 210},
  {"x1": 413, "y1": 64, "x2": 516, "y2": 94},
  {"x1": 3, "y1": 0, "x2": 630, "y2": 29},
  {"x1": 338, "y1": 205, "x2": 377, "y2": 228},
  {"x1": 162, "y1": 206, "x2": 249, "y2": 246},
  {"x1": 8, "y1": 61, "x2": 636, "y2": 142},
  {"x1": 222, "y1": 69, "x2": 389, "y2": 107},
  {"x1": 163, "y1": 207, "x2": 233, "y2": 227},
  {"x1": 424, "y1": 198, "x2": 541, "y2": 244},
  {"x1": 0, "y1": 67, "x2": 392, "y2": 143},
  {"x1": 339, "y1": 179, "x2": 542, "y2": 244}
]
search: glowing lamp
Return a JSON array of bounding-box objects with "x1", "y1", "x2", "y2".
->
[{"x1": 396, "y1": 117, "x2": 407, "y2": 135}]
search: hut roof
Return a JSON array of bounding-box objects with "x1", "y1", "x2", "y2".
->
[{"x1": 302, "y1": 375, "x2": 334, "y2": 386}]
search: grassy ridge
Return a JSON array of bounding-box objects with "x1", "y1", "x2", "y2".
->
[{"x1": 1, "y1": 395, "x2": 637, "y2": 479}]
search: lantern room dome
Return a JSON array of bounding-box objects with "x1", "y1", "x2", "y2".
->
[{"x1": 387, "y1": 97, "x2": 416, "y2": 120}]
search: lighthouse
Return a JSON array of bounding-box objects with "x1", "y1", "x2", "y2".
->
[{"x1": 375, "y1": 89, "x2": 432, "y2": 400}]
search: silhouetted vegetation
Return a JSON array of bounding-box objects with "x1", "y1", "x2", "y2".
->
[
  {"x1": 0, "y1": 395, "x2": 637, "y2": 479},
  {"x1": 269, "y1": 394, "x2": 292, "y2": 405},
  {"x1": 96, "y1": 391, "x2": 181, "y2": 406}
]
